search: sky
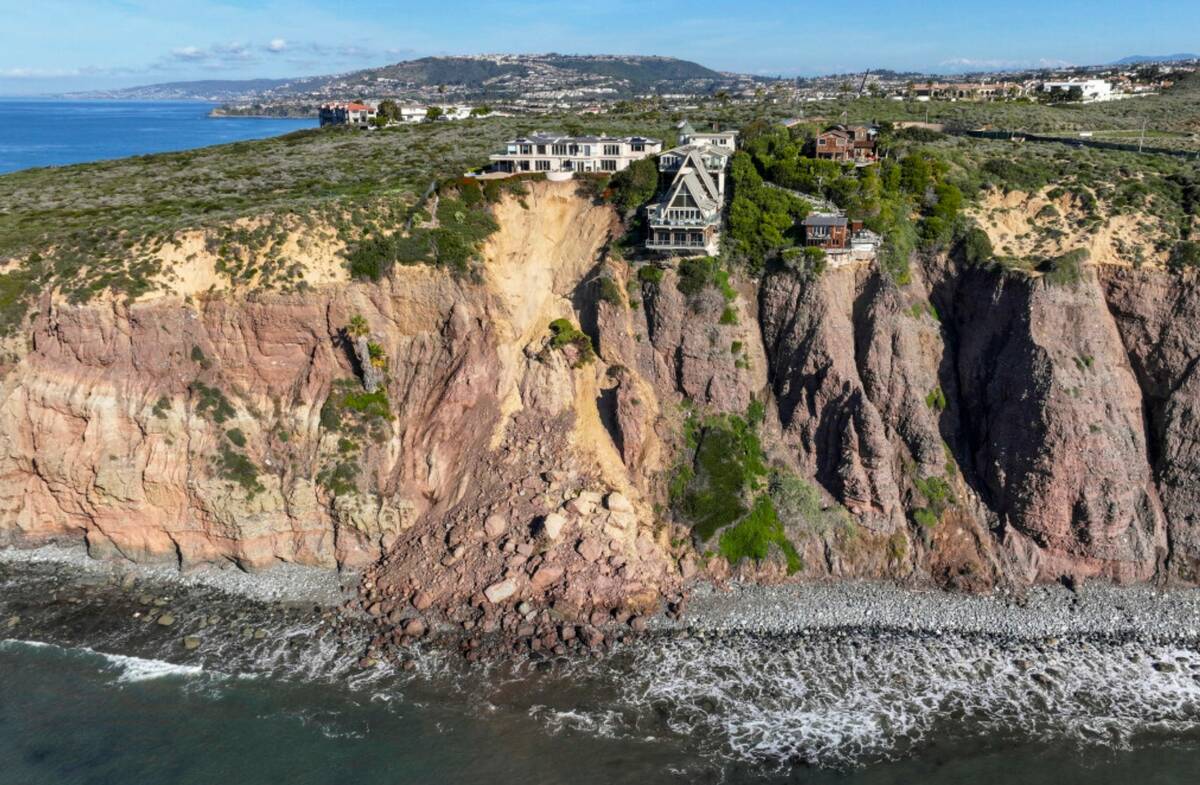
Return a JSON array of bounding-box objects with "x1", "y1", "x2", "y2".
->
[{"x1": 2, "y1": 0, "x2": 1197, "y2": 94}]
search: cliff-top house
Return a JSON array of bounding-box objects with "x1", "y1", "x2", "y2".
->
[
  {"x1": 645, "y1": 124, "x2": 737, "y2": 256},
  {"x1": 489, "y1": 133, "x2": 662, "y2": 174}
]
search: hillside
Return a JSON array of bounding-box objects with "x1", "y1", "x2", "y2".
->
[{"x1": 79, "y1": 53, "x2": 731, "y2": 102}]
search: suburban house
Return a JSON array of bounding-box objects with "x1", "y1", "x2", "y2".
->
[
  {"x1": 645, "y1": 132, "x2": 736, "y2": 256},
  {"x1": 399, "y1": 105, "x2": 428, "y2": 123},
  {"x1": 815, "y1": 124, "x2": 878, "y2": 164},
  {"x1": 490, "y1": 133, "x2": 662, "y2": 174},
  {"x1": 1040, "y1": 79, "x2": 1114, "y2": 102},
  {"x1": 319, "y1": 102, "x2": 377, "y2": 128}
]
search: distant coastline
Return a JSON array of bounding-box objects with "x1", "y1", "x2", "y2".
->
[{"x1": 0, "y1": 99, "x2": 315, "y2": 174}]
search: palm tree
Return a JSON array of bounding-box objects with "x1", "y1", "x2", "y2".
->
[
  {"x1": 367, "y1": 342, "x2": 388, "y2": 370},
  {"x1": 347, "y1": 314, "x2": 369, "y2": 338}
]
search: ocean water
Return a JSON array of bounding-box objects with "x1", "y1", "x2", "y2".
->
[
  {"x1": 0, "y1": 99, "x2": 315, "y2": 174},
  {"x1": 3, "y1": 630, "x2": 1200, "y2": 785}
]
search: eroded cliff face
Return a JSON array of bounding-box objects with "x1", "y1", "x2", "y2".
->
[{"x1": 3, "y1": 179, "x2": 1199, "y2": 607}]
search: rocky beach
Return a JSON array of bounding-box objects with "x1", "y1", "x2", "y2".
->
[{"x1": 4, "y1": 543, "x2": 1200, "y2": 782}]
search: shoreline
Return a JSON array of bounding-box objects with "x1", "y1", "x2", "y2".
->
[
  {"x1": 4, "y1": 543, "x2": 1200, "y2": 649},
  {"x1": 656, "y1": 580, "x2": 1200, "y2": 645}
]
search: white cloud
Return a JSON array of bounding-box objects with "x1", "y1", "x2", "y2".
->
[
  {"x1": 939, "y1": 56, "x2": 1074, "y2": 71},
  {"x1": 171, "y1": 46, "x2": 206, "y2": 61},
  {"x1": 0, "y1": 66, "x2": 82, "y2": 78},
  {"x1": 267, "y1": 38, "x2": 287, "y2": 53}
]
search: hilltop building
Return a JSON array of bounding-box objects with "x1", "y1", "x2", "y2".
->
[
  {"x1": 489, "y1": 133, "x2": 662, "y2": 174},
  {"x1": 646, "y1": 128, "x2": 736, "y2": 256},
  {"x1": 1040, "y1": 79, "x2": 1114, "y2": 102},
  {"x1": 319, "y1": 102, "x2": 377, "y2": 128},
  {"x1": 912, "y1": 81, "x2": 1024, "y2": 101},
  {"x1": 815, "y1": 124, "x2": 878, "y2": 164}
]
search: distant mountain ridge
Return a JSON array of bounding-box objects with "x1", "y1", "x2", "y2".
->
[
  {"x1": 1113, "y1": 53, "x2": 1199, "y2": 65},
  {"x1": 70, "y1": 53, "x2": 733, "y2": 102}
]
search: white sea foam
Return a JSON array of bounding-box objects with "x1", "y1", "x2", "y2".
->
[
  {"x1": 92, "y1": 649, "x2": 209, "y2": 683},
  {"x1": 537, "y1": 634, "x2": 1200, "y2": 769},
  {"x1": 2, "y1": 638, "x2": 213, "y2": 684}
]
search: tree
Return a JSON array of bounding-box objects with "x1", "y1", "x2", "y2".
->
[
  {"x1": 425, "y1": 106, "x2": 443, "y2": 122},
  {"x1": 347, "y1": 314, "x2": 370, "y2": 338},
  {"x1": 608, "y1": 157, "x2": 658, "y2": 211},
  {"x1": 377, "y1": 100, "x2": 399, "y2": 122}
]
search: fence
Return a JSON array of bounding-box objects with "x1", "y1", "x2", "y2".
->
[{"x1": 946, "y1": 128, "x2": 1200, "y2": 160}]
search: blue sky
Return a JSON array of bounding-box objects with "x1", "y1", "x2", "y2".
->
[{"x1": 2, "y1": 0, "x2": 1197, "y2": 94}]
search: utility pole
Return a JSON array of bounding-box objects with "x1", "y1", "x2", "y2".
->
[{"x1": 1138, "y1": 118, "x2": 1147, "y2": 153}]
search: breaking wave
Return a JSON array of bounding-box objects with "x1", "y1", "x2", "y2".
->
[{"x1": 535, "y1": 632, "x2": 1200, "y2": 769}]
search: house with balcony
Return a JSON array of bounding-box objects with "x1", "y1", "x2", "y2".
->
[
  {"x1": 815, "y1": 124, "x2": 878, "y2": 164},
  {"x1": 489, "y1": 133, "x2": 662, "y2": 175},
  {"x1": 802, "y1": 213, "x2": 849, "y2": 249},
  {"x1": 645, "y1": 137, "x2": 735, "y2": 257},
  {"x1": 319, "y1": 102, "x2": 377, "y2": 128}
]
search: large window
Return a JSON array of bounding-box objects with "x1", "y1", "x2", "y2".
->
[
  {"x1": 603, "y1": 144, "x2": 621, "y2": 156},
  {"x1": 552, "y1": 144, "x2": 568, "y2": 156},
  {"x1": 520, "y1": 144, "x2": 532, "y2": 155},
  {"x1": 535, "y1": 160, "x2": 551, "y2": 171},
  {"x1": 600, "y1": 159, "x2": 617, "y2": 172}
]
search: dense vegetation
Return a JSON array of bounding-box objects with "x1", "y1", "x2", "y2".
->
[{"x1": 670, "y1": 403, "x2": 802, "y2": 574}]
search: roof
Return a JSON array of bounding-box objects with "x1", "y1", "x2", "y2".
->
[
  {"x1": 803, "y1": 213, "x2": 848, "y2": 227},
  {"x1": 507, "y1": 133, "x2": 662, "y2": 146},
  {"x1": 663, "y1": 169, "x2": 719, "y2": 213},
  {"x1": 818, "y1": 128, "x2": 850, "y2": 139},
  {"x1": 346, "y1": 103, "x2": 372, "y2": 111}
]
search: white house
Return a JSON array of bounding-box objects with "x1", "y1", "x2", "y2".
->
[
  {"x1": 399, "y1": 105, "x2": 428, "y2": 123},
  {"x1": 490, "y1": 133, "x2": 662, "y2": 174},
  {"x1": 1041, "y1": 79, "x2": 1114, "y2": 102}
]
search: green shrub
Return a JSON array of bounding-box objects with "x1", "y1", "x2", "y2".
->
[
  {"x1": 718, "y1": 495, "x2": 803, "y2": 575},
  {"x1": 1041, "y1": 247, "x2": 1089, "y2": 286},
  {"x1": 961, "y1": 226, "x2": 994, "y2": 266},
  {"x1": 216, "y1": 445, "x2": 263, "y2": 496},
  {"x1": 191, "y1": 382, "x2": 236, "y2": 424},
  {"x1": 925, "y1": 386, "x2": 947, "y2": 412},
  {"x1": 913, "y1": 507, "x2": 939, "y2": 528},
  {"x1": 608, "y1": 157, "x2": 659, "y2": 211},
  {"x1": 1169, "y1": 240, "x2": 1200, "y2": 271},
  {"x1": 225, "y1": 428, "x2": 247, "y2": 447},
  {"x1": 548, "y1": 318, "x2": 595, "y2": 366},
  {"x1": 598, "y1": 276, "x2": 623, "y2": 305},
  {"x1": 637, "y1": 265, "x2": 664, "y2": 284},
  {"x1": 719, "y1": 306, "x2": 738, "y2": 325}
]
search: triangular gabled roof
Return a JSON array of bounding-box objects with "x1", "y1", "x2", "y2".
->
[
  {"x1": 678, "y1": 150, "x2": 721, "y2": 203},
  {"x1": 664, "y1": 168, "x2": 718, "y2": 213},
  {"x1": 677, "y1": 119, "x2": 697, "y2": 137}
]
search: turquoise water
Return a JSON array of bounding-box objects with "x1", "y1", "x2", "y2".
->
[{"x1": 0, "y1": 99, "x2": 314, "y2": 174}]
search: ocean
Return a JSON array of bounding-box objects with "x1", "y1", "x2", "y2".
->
[
  {"x1": 2, "y1": 557, "x2": 1199, "y2": 785},
  {"x1": 0, "y1": 99, "x2": 315, "y2": 174}
]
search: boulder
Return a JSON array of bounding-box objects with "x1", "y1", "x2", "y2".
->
[
  {"x1": 484, "y1": 514, "x2": 508, "y2": 539},
  {"x1": 576, "y1": 538, "x2": 604, "y2": 563},
  {"x1": 541, "y1": 513, "x2": 568, "y2": 540},
  {"x1": 182, "y1": 635, "x2": 201, "y2": 650},
  {"x1": 156, "y1": 613, "x2": 176, "y2": 627},
  {"x1": 530, "y1": 565, "x2": 564, "y2": 591},
  {"x1": 484, "y1": 579, "x2": 518, "y2": 604},
  {"x1": 605, "y1": 492, "x2": 633, "y2": 513}
]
